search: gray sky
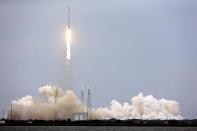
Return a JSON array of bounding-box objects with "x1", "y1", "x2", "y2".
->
[{"x1": 0, "y1": 0, "x2": 197, "y2": 119}]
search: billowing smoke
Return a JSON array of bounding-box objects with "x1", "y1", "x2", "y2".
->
[
  {"x1": 7, "y1": 85, "x2": 183, "y2": 120},
  {"x1": 94, "y1": 93, "x2": 183, "y2": 120},
  {"x1": 8, "y1": 85, "x2": 85, "y2": 120}
]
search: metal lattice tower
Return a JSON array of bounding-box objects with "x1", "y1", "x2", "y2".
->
[
  {"x1": 87, "y1": 88, "x2": 91, "y2": 120},
  {"x1": 10, "y1": 104, "x2": 12, "y2": 120},
  {"x1": 55, "y1": 88, "x2": 58, "y2": 104},
  {"x1": 2, "y1": 108, "x2": 4, "y2": 119},
  {"x1": 81, "y1": 81, "x2": 84, "y2": 104}
]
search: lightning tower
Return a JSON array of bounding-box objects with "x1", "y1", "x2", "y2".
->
[
  {"x1": 10, "y1": 104, "x2": 12, "y2": 120},
  {"x1": 87, "y1": 81, "x2": 91, "y2": 120},
  {"x1": 81, "y1": 81, "x2": 84, "y2": 105}
]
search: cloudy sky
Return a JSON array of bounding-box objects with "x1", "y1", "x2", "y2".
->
[{"x1": 0, "y1": 0, "x2": 197, "y2": 119}]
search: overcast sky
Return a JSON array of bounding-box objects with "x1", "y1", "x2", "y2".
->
[{"x1": 0, "y1": 0, "x2": 197, "y2": 119}]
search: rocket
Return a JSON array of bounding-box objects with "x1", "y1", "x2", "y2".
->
[
  {"x1": 67, "y1": 6, "x2": 70, "y2": 29},
  {"x1": 65, "y1": 6, "x2": 71, "y2": 60}
]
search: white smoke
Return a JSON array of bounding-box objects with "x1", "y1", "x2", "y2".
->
[
  {"x1": 9, "y1": 85, "x2": 85, "y2": 120},
  {"x1": 94, "y1": 93, "x2": 183, "y2": 120},
  {"x1": 8, "y1": 85, "x2": 183, "y2": 120}
]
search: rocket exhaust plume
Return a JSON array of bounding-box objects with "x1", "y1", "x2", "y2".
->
[
  {"x1": 7, "y1": 85, "x2": 183, "y2": 120},
  {"x1": 65, "y1": 6, "x2": 71, "y2": 60},
  {"x1": 66, "y1": 27, "x2": 71, "y2": 60}
]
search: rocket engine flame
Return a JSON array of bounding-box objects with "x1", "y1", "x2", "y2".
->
[{"x1": 66, "y1": 27, "x2": 71, "y2": 60}]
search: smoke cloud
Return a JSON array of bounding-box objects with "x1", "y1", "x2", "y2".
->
[
  {"x1": 94, "y1": 93, "x2": 183, "y2": 120},
  {"x1": 8, "y1": 85, "x2": 183, "y2": 120}
]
